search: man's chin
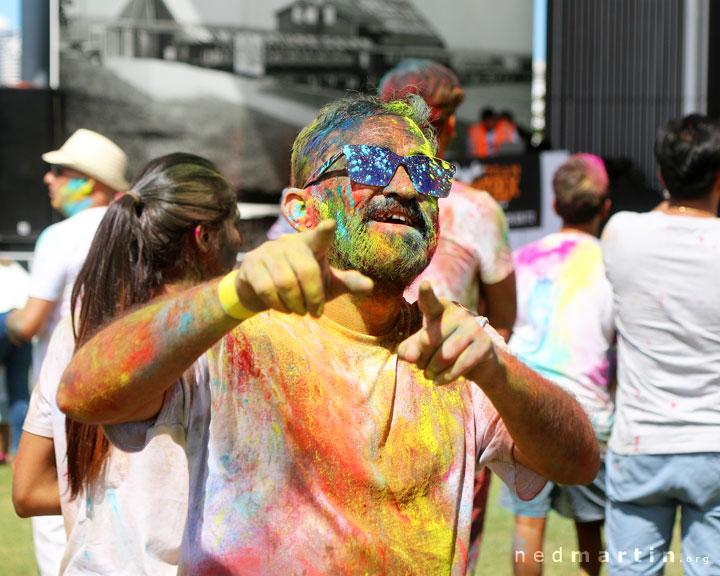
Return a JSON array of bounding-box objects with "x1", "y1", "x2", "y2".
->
[{"x1": 329, "y1": 239, "x2": 435, "y2": 289}]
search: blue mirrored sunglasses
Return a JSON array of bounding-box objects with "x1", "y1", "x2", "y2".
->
[{"x1": 303, "y1": 144, "x2": 455, "y2": 198}]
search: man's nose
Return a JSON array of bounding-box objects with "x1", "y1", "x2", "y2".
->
[
  {"x1": 43, "y1": 171, "x2": 53, "y2": 185},
  {"x1": 383, "y1": 165, "x2": 418, "y2": 199}
]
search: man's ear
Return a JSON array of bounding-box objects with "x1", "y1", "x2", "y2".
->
[
  {"x1": 447, "y1": 114, "x2": 457, "y2": 138},
  {"x1": 194, "y1": 224, "x2": 212, "y2": 253},
  {"x1": 601, "y1": 197, "x2": 612, "y2": 219},
  {"x1": 552, "y1": 197, "x2": 559, "y2": 217},
  {"x1": 281, "y1": 187, "x2": 316, "y2": 231}
]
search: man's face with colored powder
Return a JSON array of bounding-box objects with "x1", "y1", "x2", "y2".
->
[
  {"x1": 43, "y1": 165, "x2": 95, "y2": 217},
  {"x1": 304, "y1": 115, "x2": 440, "y2": 288}
]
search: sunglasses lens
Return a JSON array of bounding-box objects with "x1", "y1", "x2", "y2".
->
[
  {"x1": 406, "y1": 156, "x2": 455, "y2": 198},
  {"x1": 345, "y1": 146, "x2": 454, "y2": 197},
  {"x1": 345, "y1": 145, "x2": 395, "y2": 188},
  {"x1": 50, "y1": 165, "x2": 64, "y2": 176}
]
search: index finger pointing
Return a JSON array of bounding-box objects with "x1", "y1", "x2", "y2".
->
[
  {"x1": 417, "y1": 281, "x2": 446, "y2": 322},
  {"x1": 301, "y1": 219, "x2": 337, "y2": 258}
]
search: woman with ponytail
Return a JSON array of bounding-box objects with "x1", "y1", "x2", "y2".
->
[{"x1": 13, "y1": 153, "x2": 243, "y2": 574}]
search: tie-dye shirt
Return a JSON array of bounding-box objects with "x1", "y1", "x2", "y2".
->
[
  {"x1": 510, "y1": 232, "x2": 614, "y2": 439},
  {"x1": 406, "y1": 181, "x2": 513, "y2": 312},
  {"x1": 105, "y1": 303, "x2": 544, "y2": 575}
]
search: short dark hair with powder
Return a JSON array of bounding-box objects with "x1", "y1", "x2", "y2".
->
[{"x1": 553, "y1": 153, "x2": 609, "y2": 224}]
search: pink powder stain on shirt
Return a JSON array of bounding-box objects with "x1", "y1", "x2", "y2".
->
[{"x1": 513, "y1": 237, "x2": 578, "y2": 272}]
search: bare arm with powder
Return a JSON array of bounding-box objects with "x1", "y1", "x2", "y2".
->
[
  {"x1": 398, "y1": 283, "x2": 600, "y2": 486},
  {"x1": 57, "y1": 220, "x2": 373, "y2": 424}
]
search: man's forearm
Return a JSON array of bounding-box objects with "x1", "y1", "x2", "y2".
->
[
  {"x1": 474, "y1": 350, "x2": 599, "y2": 485},
  {"x1": 5, "y1": 297, "x2": 56, "y2": 343},
  {"x1": 57, "y1": 280, "x2": 239, "y2": 425},
  {"x1": 6, "y1": 309, "x2": 37, "y2": 344}
]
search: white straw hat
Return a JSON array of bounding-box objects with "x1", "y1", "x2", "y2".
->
[{"x1": 42, "y1": 128, "x2": 129, "y2": 192}]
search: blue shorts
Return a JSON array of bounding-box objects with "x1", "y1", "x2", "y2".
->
[
  {"x1": 605, "y1": 451, "x2": 720, "y2": 575},
  {"x1": 499, "y1": 464, "x2": 606, "y2": 523}
]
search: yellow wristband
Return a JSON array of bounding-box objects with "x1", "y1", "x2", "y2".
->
[{"x1": 218, "y1": 270, "x2": 255, "y2": 320}]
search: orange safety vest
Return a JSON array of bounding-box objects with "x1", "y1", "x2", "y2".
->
[{"x1": 467, "y1": 118, "x2": 517, "y2": 158}]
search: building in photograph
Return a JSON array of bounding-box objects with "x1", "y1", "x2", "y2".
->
[{"x1": 0, "y1": 26, "x2": 21, "y2": 86}]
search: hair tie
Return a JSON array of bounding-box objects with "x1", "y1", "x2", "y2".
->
[{"x1": 124, "y1": 190, "x2": 142, "y2": 204}]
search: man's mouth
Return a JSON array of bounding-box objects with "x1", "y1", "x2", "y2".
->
[{"x1": 365, "y1": 200, "x2": 424, "y2": 230}]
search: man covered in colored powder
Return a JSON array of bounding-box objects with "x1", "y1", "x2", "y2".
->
[
  {"x1": 500, "y1": 154, "x2": 614, "y2": 576},
  {"x1": 58, "y1": 96, "x2": 599, "y2": 575},
  {"x1": 3, "y1": 128, "x2": 128, "y2": 576},
  {"x1": 378, "y1": 59, "x2": 517, "y2": 573}
]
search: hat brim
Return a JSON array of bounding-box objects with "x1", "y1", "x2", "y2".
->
[{"x1": 42, "y1": 150, "x2": 129, "y2": 191}]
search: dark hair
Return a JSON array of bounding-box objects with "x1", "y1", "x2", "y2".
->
[
  {"x1": 291, "y1": 94, "x2": 436, "y2": 188},
  {"x1": 481, "y1": 107, "x2": 495, "y2": 121},
  {"x1": 553, "y1": 153, "x2": 609, "y2": 224},
  {"x1": 66, "y1": 152, "x2": 237, "y2": 499},
  {"x1": 655, "y1": 114, "x2": 720, "y2": 200}
]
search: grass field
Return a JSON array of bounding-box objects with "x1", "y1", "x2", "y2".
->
[
  {"x1": 0, "y1": 463, "x2": 36, "y2": 576},
  {"x1": 0, "y1": 464, "x2": 684, "y2": 576}
]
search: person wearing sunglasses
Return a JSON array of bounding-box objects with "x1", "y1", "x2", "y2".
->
[
  {"x1": 3, "y1": 128, "x2": 128, "y2": 576},
  {"x1": 58, "y1": 95, "x2": 598, "y2": 575},
  {"x1": 378, "y1": 59, "x2": 517, "y2": 573}
]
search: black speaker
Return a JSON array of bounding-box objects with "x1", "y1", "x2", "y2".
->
[{"x1": 0, "y1": 87, "x2": 64, "y2": 252}]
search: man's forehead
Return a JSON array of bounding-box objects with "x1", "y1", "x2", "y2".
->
[
  {"x1": 316, "y1": 115, "x2": 433, "y2": 161},
  {"x1": 348, "y1": 115, "x2": 431, "y2": 152}
]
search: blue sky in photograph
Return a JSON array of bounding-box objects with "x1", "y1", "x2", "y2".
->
[{"x1": 0, "y1": 0, "x2": 19, "y2": 31}]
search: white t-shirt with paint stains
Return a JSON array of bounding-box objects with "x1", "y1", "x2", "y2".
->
[
  {"x1": 602, "y1": 210, "x2": 720, "y2": 455},
  {"x1": 510, "y1": 232, "x2": 615, "y2": 445},
  {"x1": 405, "y1": 181, "x2": 513, "y2": 313},
  {"x1": 105, "y1": 304, "x2": 544, "y2": 576}
]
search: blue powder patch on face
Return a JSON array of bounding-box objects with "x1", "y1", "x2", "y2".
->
[{"x1": 66, "y1": 177, "x2": 90, "y2": 191}]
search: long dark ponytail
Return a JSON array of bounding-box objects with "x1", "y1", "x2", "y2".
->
[{"x1": 66, "y1": 152, "x2": 237, "y2": 499}]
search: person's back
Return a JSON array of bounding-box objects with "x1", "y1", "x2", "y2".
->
[
  {"x1": 602, "y1": 113, "x2": 720, "y2": 574},
  {"x1": 501, "y1": 153, "x2": 613, "y2": 576},
  {"x1": 603, "y1": 210, "x2": 720, "y2": 452},
  {"x1": 512, "y1": 231, "x2": 613, "y2": 421}
]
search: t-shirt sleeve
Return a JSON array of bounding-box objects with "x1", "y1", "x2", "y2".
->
[
  {"x1": 102, "y1": 355, "x2": 208, "y2": 453},
  {"x1": 600, "y1": 212, "x2": 625, "y2": 283},
  {"x1": 28, "y1": 225, "x2": 66, "y2": 303},
  {"x1": 23, "y1": 317, "x2": 75, "y2": 438},
  {"x1": 473, "y1": 389, "x2": 547, "y2": 501}
]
